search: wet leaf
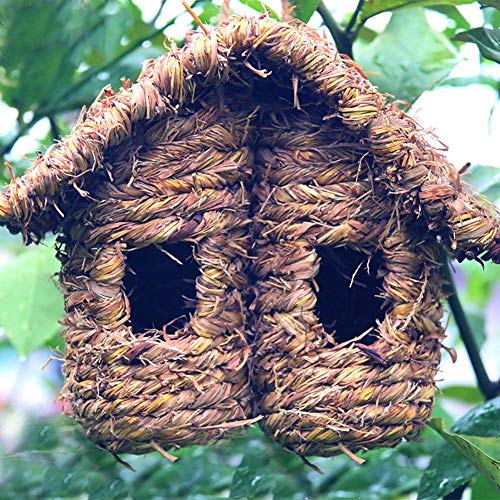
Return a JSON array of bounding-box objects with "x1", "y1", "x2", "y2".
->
[
  {"x1": 230, "y1": 438, "x2": 311, "y2": 498},
  {"x1": 327, "y1": 449, "x2": 422, "y2": 498},
  {"x1": 428, "y1": 418, "x2": 500, "y2": 487},
  {"x1": 1, "y1": 419, "x2": 310, "y2": 499},
  {"x1": 356, "y1": 8, "x2": 458, "y2": 103},
  {"x1": 418, "y1": 397, "x2": 500, "y2": 499}
]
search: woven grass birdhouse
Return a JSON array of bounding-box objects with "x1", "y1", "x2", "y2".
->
[{"x1": 1, "y1": 14, "x2": 499, "y2": 458}]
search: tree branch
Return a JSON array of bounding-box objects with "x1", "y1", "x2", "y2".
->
[
  {"x1": 0, "y1": 115, "x2": 42, "y2": 158},
  {"x1": 316, "y1": 1, "x2": 352, "y2": 57},
  {"x1": 48, "y1": 116, "x2": 61, "y2": 141},
  {"x1": 151, "y1": 0, "x2": 168, "y2": 26},
  {"x1": 2, "y1": 8, "x2": 175, "y2": 158},
  {"x1": 345, "y1": 0, "x2": 366, "y2": 35},
  {"x1": 442, "y1": 255, "x2": 499, "y2": 400},
  {"x1": 39, "y1": 20, "x2": 175, "y2": 116}
]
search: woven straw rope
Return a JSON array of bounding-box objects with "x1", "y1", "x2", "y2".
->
[
  {"x1": 57, "y1": 107, "x2": 255, "y2": 454},
  {"x1": 249, "y1": 112, "x2": 443, "y2": 455},
  {"x1": 0, "y1": 16, "x2": 498, "y2": 456}
]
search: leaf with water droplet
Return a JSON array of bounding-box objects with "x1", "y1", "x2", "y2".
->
[
  {"x1": 418, "y1": 397, "x2": 500, "y2": 499},
  {"x1": 428, "y1": 418, "x2": 499, "y2": 487}
]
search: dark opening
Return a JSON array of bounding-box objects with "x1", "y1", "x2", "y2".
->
[
  {"x1": 123, "y1": 242, "x2": 199, "y2": 332},
  {"x1": 314, "y1": 247, "x2": 385, "y2": 345}
]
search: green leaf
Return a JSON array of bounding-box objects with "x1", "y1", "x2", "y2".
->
[
  {"x1": 466, "y1": 311, "x2": 487, "y2": 347},
  {"x1": 238, "y1": 0, "x2": 280, "y2": 19},
  {"x1": 441, "y1": 385, "x2": 484, "y2": 405},
  {"x1": 0, "y1": 416, "x2": 252, "y2": 498},
  {"x1": 483, "y1": 8, "x2": 500, "y2": 31},
  {"x1": 0, "y1": 0, "x2": 152, "y2": 116},
  {"x1": 356, "y1": 26, "x2": 379, "y2": 43},
  {"x1": 443, "y1": 74, "x2": 499, "y2": 90},
  {"x1": 430, "y1": 5, "x2": 470, "y2": 31},
  {"x1": 456, "y1": 259, "x2": 500, "y2": 308},
  {"x1": 356, "y1": 8, "x2": 458, "y2": 103},
  {"x1": 0, "y1": 243, "x2": 64, "y2": 355},
  {"x1": 230, "y1": 438, "x2": 311, "y2": 498},
  {"x1": 360, "y1": 0, "x2": 475, "y2": 23},
  {"x1": 471, "y1": 473, "x2": 500, "y2": 500},
  {"x1": 196, "y1": 0, "x2": 221, "y2": 25},
  {"x1": 454, "y1": 28, "x2": 500, "y2": 64},
  {"x1": 327, "y1": 450, "x2": 422, "y2": 498},
  {"x1": 464, "y1": 165, "x2": 500, "y2": 207},
  {"x1": 418, "y1": 397, "x2": 500, "y2": 499},
  {"x1": 428, "y1": 418, "x2": 500, "y2": 487},
  {"x1": 289, "y1": 0, "x2": 322, "y2": 22},
  {"x1": 429, "y1": 6, "x2": 471, "y2": 43}
]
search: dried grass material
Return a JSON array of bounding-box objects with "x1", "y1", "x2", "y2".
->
[
  {"x1": 249, "y1": 112, "x2": 443, "y2": 456},
  {"x1": 0, "y1": 14, "x2": 498, "y2": 456},
  {"x1": 57, "y1": 107, "x2": 255, "y2": 454}
]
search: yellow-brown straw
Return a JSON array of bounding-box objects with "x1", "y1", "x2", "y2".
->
[
  {"x1": 0, "y1": 15, "x2": 497, "y2": 458},
  {"x1": 182, "y1": 0, "x2": 209, "y2": 34},
  {"x1": 221, "y1": 0, "x2": 231, "y2": 22},
  {"x1": 281, "y1": 0, "x2": 294, "y2": 22}
]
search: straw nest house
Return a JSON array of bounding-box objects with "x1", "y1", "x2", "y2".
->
[{"x1": 0, "y1": 15, "x2": 498, "y2": 458}]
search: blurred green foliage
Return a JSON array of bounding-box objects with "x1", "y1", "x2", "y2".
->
[
  {"x1": 0, "y1": 242, "x2": 64, "y2": 356},
  {"x1": 0, "y1": 0, "x2": 499, "y2": 498}
]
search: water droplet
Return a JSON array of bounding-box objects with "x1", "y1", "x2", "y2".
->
[{"x1": 251, "y1": 476, "x2": 261, "y2": 487}]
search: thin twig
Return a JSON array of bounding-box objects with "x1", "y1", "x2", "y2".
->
[
  {"x1": 316, "y1": 1, "x2": 352, "y2": 57},
  {"x1": 48, "y1": 116, "x2": 61, "y2": 141},
  {"x1": 441, "y1": 254, "x2": 499, "y2": 400},
  {"x1": 345, "y1": 0, "x2": 366, "y2": 35},
  {"x1": 151, "y1": 0, "x2": 168, "y2": 25},
  {"x1": 39, "y1": 19, "x2": 176, "y2": 116},
  {"x1": 0, "y1": 116, "x2": 41, "y2": 157},
  {"x1": 2, "y1": 16, "x2": 176, "y2": 156}
]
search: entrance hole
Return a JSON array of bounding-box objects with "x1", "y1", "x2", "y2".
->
[
  {"x1": 123, "y1": 242, "x2": 198, "y2": 332},
  {"x1": 314, "y1": 246, "x2": 385, "y2": 345}
]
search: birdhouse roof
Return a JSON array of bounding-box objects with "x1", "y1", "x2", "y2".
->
[{"x1": 0, "y1": 14, "x2": 498, "y2": 262}]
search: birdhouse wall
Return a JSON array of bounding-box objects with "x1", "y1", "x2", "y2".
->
[{"x1": 0, "y1": 15, "x2": 497, "y2": 457}]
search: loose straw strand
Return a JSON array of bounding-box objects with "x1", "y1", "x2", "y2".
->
[
  {"x1": 182, "y1": 0, "x2": 209, "y2": 34},
  {"x1": 220, "y1": 0, "x2": 231, "y2": 22},
  {"x1": 281, "y1": 0, "x2": 294, "y2": 22}
]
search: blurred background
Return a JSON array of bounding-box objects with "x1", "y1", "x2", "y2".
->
[{"x1": 0, "y1": 1, "x2": 498, "y2": 498}]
